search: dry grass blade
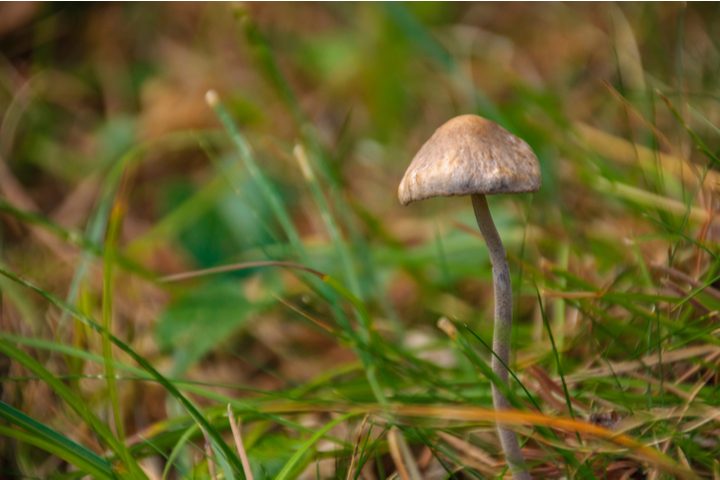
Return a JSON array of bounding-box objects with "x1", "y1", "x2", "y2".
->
[
  {"x1": 227, "y1": 404, "x2": 254, "y2": 480},
  {"x1": 202, "y1": 429, "x2": 218, "y2": 480},
  {"x1": 387, "y1": 405, "x2": 697, "y2": 480},
  {"x1": 594, "y1": 177, "x2": 713, "y2": 224},
  {"x1": 252, "y1": 402, "x2": 696, "y2": 479},
  {"x1": 346, "y1": 415, "x2": 370, "y2": 480},
  {"x1": 437, "y1": 432, "x2": 502, "y2": 474},
  {"x1": 566, "y1": 345, "x2": 720, "y2": 384},
  {"x1": 273, "y1": 294, "x2": 336, "y2": 334},
  {"x1": 676, "y1": 350, "x2": 720, "y2": 384},
  {"x1": 160, "y1": 260, "x2": 325, "y2": 282},
  {"x1": 527, "y1": 366, "x2": 589, "y2": 415},
  {"x1": 575, "y1": 122, "x2": 720, "y2": 192},
  {"x1": 387, "y1": 426, "x2": 421, "y2": 480},
  {"x1": 651, "y1": 264, "x2": 720, "y2": 301},
  {"x1": 3, "y1": 4, "x2": 718, "y2": 478}
]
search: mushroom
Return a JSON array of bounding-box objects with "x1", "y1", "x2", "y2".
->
[{"x1": 399, "y1": 114, "x2": 540, "y2": 479}]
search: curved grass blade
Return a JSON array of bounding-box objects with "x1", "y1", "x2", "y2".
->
[
  {"x1": 62, "y1": 130, "x2": 224, "y2": 309},
  {"x1": 274, "y1": 412, "x2": 355, "y2": 480},
  {"x1": 0, "y1": 265, "x2": 245, "y2": 475},
  {"x1": 160, "y1": 423, "x2": 198, "y2": 480},
  {"x1": 0, "y1": 341, "x2": 144, "y2": 478},
  {"x1": 387, "y1": 404, "x2": 696, "y2": 480},
  {"x1": 161, "y1": 260, "x2": 388, "y2": 407},
  {"x1": 0, "y1": 401, "x2": 116, "y2": 479}
]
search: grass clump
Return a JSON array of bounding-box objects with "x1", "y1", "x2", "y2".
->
[{"x1": 0, "y1": 3, "x2": 718, "y2": 479}]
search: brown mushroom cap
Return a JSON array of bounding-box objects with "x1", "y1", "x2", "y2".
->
[{"x1": 398, "y1": 114, "x2": 541, "y2": 205}]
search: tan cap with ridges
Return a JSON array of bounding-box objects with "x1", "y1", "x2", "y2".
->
[{"x1": 398, "y1": 114, "x2": 541, "y2": 205}]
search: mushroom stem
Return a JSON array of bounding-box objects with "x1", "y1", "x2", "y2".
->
[{"x1": 471, "y1": 193, "x2": 530, "y2": 479}]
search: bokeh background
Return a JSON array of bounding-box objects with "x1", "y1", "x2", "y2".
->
[{"x1": 1, "y1": 3, "x2": 718, "y2": 479}]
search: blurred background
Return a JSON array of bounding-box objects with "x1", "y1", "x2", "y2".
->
[{"x1": 1, "y1": 3, "x2": 718, "y2": 478}]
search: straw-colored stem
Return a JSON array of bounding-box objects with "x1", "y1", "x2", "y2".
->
[{"x1": 472, "y1": 194, "x2": 529, "y2": 479}]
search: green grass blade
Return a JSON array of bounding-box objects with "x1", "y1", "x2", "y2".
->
[
  {"x1": 321, "y1": 274, "x2": 388, "y2": 407},
  {"x1": 160, "y1": 423, "x2": 198, "y2": 480},
  {"x1": 274, "y1": 412, "x2": 354, "y2": 480},
  {"x1": 207, "y1": 92, "x2": 303, "y2": 254},
  {"x1": 3, "y1": 333, "x2": 147, "y2": 378},
  {"x1": 102, "y1": 200, "x2": 125, "y2": 441},
  {"x1": 239, "y1": 10, "x2": 304, "y2": 126},
  {"x1": 294, "y1": 144, "x2": 361, "y2": 298},
  {"x1": 61, "y1": 130, "x2": 223, "y2": 315},
  {"x1": 449, "y1": 323, "x2": 527, "y2": 409},
  {"x1": 0, "y1": 401, "x2": 116, "y2": 479},
  {"x1": 0, "y1": 340, "x2": 144, "y2": 478},
  {"x1": 536, "y1": 287, "x2": 576, "y2": 421},
  {"x1": 61, "y1": 160, "x2": 126, "y2": 323},
  {"x1": 0, "y1": 265, "x2": 245, "y2": 475}
]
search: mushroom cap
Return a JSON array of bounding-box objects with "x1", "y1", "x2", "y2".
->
[{"x1": 398, "y1": 114, "x2": 541, "y2": 205}]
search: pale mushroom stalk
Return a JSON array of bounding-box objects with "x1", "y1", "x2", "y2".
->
[
  {"x1": 399, "y1": 114, "x2": 540, "y2": 479},
  {"x1": 471, "y1": 193, "x2": 529, "y2": 478}
]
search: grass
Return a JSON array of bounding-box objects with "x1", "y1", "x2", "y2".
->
[{"x1": 0, "y1": 3, "x2": 718, "y2": 479}]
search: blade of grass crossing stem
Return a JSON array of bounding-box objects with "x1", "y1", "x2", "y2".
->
[
  {"x1": 0, "y1": 402, "x2": 115, "y2": 479},
  {"x1": 452, "y1": 323, "x2": 530, "y2": 409},
  {"x1": 103, "y1": 200, "x2": 125, "y2": 441},
  {"x1": 675, "y1": 270, "x2": 720, "y2": 310},
  {"x1": 275, "y1": 412, "x2": 355, "y2": 480},
  {"x1": 0, "y1": 340, "x2": 144, "y2": 478},
  {"x1": 0, "y1": 266, "x2": 245, "y2": 474},
  {"x1": 459, "y1": 323, "x2": 587, "y2": 470}
]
